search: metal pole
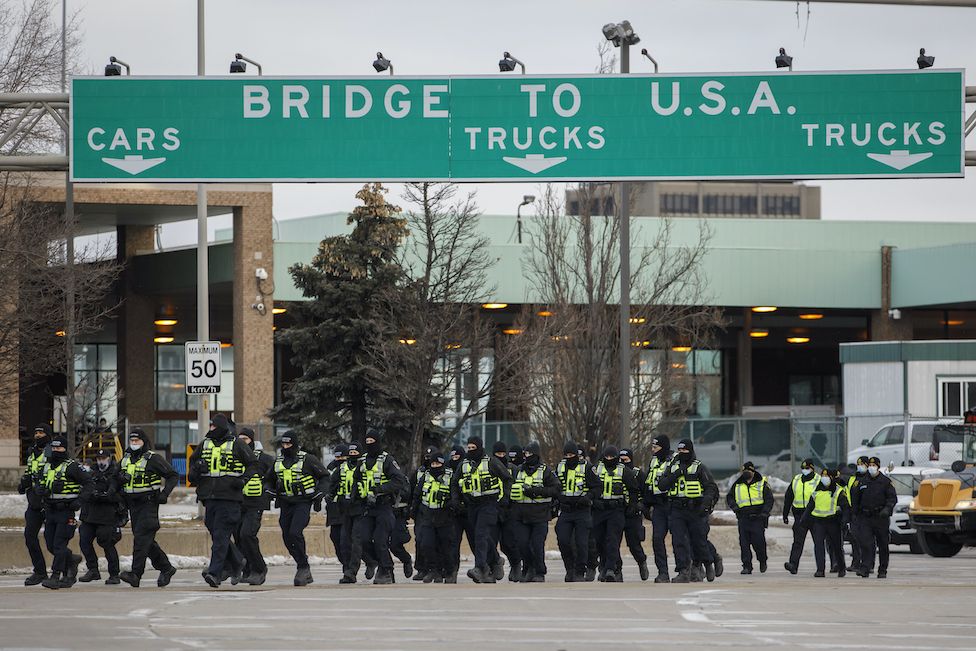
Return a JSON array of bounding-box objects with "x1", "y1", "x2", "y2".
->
[
  {"x1": 618, "y1": 44, "x2": 631, "y2": 448},
  {"x1": 61, "y1": 0, "x2": 77, "y2": 447},
  {"x1": 196, "y1": 0, "x2": 210, "y2": 441}
]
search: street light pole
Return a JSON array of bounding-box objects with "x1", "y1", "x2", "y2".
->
[
  {"x1": 516, "y1": 195, "x2": 535, "y2": 244},
  {"x1": 618, "y1": 43, "x2": 631, "y2": 449},
  {"x1": 62, "y1": 0, "x2": 76, "y2": 444},
  {"x1": 196, "y1": 0, "x2": 209, "y2": 441}
]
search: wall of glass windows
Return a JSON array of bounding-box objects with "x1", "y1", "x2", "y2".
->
[{"x1": 56, "y1": 344, "x2": 119, "y2": 433}]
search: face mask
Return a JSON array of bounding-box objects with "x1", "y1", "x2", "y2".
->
[
  {"x1": 820, "y1": 476, "x2": 831, "y2": 487},
  {"x1": 50, "y1": 450, "x2": 68, "y2": 464},
  {"x1": 856, "y1": 464, "x2": 867, "y2": 474},
  {"x1": 96, "y1": 459, "x2": 110, "y2": 471},
  {"x1": 743, "y1": 471, "x2": 755, "y2": 482},
  {"x1": 564, "y1": 455, "x2": 579, "y2": 468},
  {"x1": 430, "y1": 465, "x2": 445, "y2": 478},
  {"x1": 129, "y1": 442, "x2": 144, "y2": 452},
  {"x1": 365, "y1": 440, "x2": 381, "y2": 455},
  {"x1": 603, "y1": 457, "x2": 618, "y2": 469},
  {"x1": 868, "y1": 466, "x2": 879, "y2": 477},
  {"x1": 801, "y1": 468, "x2": 813, "y2": 477},
  {"x1": 466, "y1": 448, "x2": 483, "y2": 461},
  {"x1": 524, "y1": 453, "x2": 539, "y2": 467}
]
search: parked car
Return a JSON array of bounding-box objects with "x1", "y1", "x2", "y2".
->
[
  {"x1": 847, "y1": 420, "x2": 964, "y2": 469},
  {"x1": 886, "y1": 466, "x2": 943, "y2": 552}
]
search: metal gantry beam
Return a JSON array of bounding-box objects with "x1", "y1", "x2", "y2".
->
[
  {"x1": 735, "y1": 0, "x2": 976, "y2": 7},
  {"x1": 0, "y1": 92, "x2": 69, "y2": 171}
]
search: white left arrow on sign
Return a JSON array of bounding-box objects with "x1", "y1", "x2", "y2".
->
[
  {"x1": 502, "y1": 154, "x2": 568, "y2": 174},
  {"x1": 101, "y1": 155, "x2": 167, "y2": 175}
]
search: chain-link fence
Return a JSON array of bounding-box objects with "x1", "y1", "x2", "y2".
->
[{"x1": 843, "y1": 413, "x2": 969, "y2": 470}]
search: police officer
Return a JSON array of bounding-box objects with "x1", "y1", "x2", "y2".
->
[
  {"x1": 409, "y1": 445, "x2": 438, "y2": 581},
  {"x1": 844, "y1": 456, "x2": 869, "y2": 572},
  {"x1": 119, "y1": 429, "x2": 179, "y2": 588},
  {"x1": 326, "y1": 443, "x2": 350, "y2": 571},
  {"x1": 783, "y1": 458, "x2": 819, "y2": 575},
  {"x1": 38, "y1": 436, "x2": 89, "y2": 589},
  {"x1": 271, "y1": 430, "x2": 329, "y2": 586},
  {"x1": 78, "y1": 449, "x2": 123, "y2": 584},
  {"x1": 391, "y1": 479, "x2": 415, "y2": 580},
  {"x1": 451, "y1": 436, "x2": 512, "y2": 584},
  {"x1": 509, "y1": 441, "x2": 559, "y2": 582},
  {"x1": 414, "y1": 451, "x2": 458, "y2": 583},
  {"x1": 446, "y1": 444, "x2": 468, "y2": 573},
  {"x1": 589, "y1": 445, "x2": 640, "y2": 582},
  {"x1": 507, "y1": 444, "x2": 523, "y2": 469},
  {"x1": 554, "y1": 441, "x2": 599, "y2": 582},
  {"x1": 657, "y1": 439, "x2": 718, "y2": 583},
  {"x1": 236, "y1": 427, "x2": 274, "y2": 585},
  {"x1": 493, "y1": 440, "x2": 519, "y2": 581},
  {"x1": 343, "y1": 430, "x2": 407, "y2": 585},
  {"x1": 618, "y1": 448, "x2": 650, "y2": 581},
  {"x1": 852, "y1": 456, "x2": 897, "y2": 579},
  {"x1": 725, "y1": 461, "x2": 773, "y2": 574},
  {"x1": 642, "y1": 435, "x2": 673, "y2": 583},
  {"x1": 800, "y1": 468, "x2": 850, "y2": 578},
  {"x1": 188, "y1": 413, "x2": 257, "y2": 588},
  {"x1": 18, "y1": 424, "x2": 52, "y2": 586}
]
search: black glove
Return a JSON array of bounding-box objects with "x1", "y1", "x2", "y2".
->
[
  {"x1": 35, "y1": 486, "x2": 51, "y2": 498},
  {"x1": 881, "y1": 507, "x2": 892, "y2": 518},
  {"x1": 625, "y1": 504, "x2": 640, "y2": 518},
  {"x1": 523, "y1": 486, "x2": 542, "y2": 498},
  {"x1": 313, "y1": 499, "x2": 322, "y2": 512},
  {"x1": 498, "y1": 497, "x2": 511, "y2": 509},
  {"x1": 366, "y1": 494, "x2": 377, "y2": 506},
  {"x1": 155, "y1": 492, "x2": 169, "y2": 505},
  {"x1": 448, "y1": 500, "x2": 461, "y2": 516},
  {"x1": 578, "y1": 495, "x2": 592, "y2": 508},
  {"x1": 17, "y1": 476, "x2": 29, "y2": 494},
  {"x1": 592, "y1": 499, "x2": 606, "y2": 511},
  {"x1": 782, "y1": 513, "x2": 789, "y2": 525}
]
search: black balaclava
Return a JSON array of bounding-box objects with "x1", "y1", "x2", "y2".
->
[
  {"x1": 448, "y1": 444, "x2": 465, "y2": 470},
  {"x1": 209, "y1": 413, "x2": 231, "y2": 440},
  {"x1": 128, "y1": 429, "x2": 151, "y2": 458},
  {"x1": 364, "y1": 429, "x2": 383, "y2": 457},
  {"x1": 508, "y1": 444, "x2": 523, "y2": 466},
  {"x1": 652, "y1": 435, "x2": 671, "y2": 461},
  {"x1": 492, "y1": 440, "x2": 508, "y2": 461},
  {"x1": 523, "y1": 441, "x2": 541, "y2": 470},
  {"x1": 238, "y1": 427, "x2": 256, "y2": 450},
  {"x1": 563, "y1": 441, "x2": 580, "y2": 468},
  {"x1": 466, "y1": 436, "x2": 484, "y2": 462},
  {"x1": 602, "y1": 445, "x2": 619, "y2": 470},
  {"x1": 346, "y1": 442, "x2": 362, "y2": 466},
  {"x1": 48, "y1": 437, "x2": 69, "y2": 465},
  {"x1": 619, "y1": 448, "x2": 634, "y2": 469},
  {"x1": 328, "y1": 443, "x2": 349, "y2": 471},
  {"x1": 676, "y1": 439, "x2": 696, "y2": 464},
  {"x1": 32, "y1": 424, "x2": 52, "y2": 450},
  {"x1": 429, "y1": 452, "x2": 447, "y2": 478},
  {"x1": 422, "y1": 445, "x2": 437, "y2": 468},
  {"x1": 279, "y1": 431, "x2": 299, "y2": 459}
]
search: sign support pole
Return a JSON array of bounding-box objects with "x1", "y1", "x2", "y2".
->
[
  {"x1": 196, "y1": 0, "x2": 210, "y2": 441},
  {"x1": 618, "y1": 45, "x2": 631, "y2": 449}
]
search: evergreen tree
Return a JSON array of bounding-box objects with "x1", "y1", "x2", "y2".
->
[{"x1": 272, "y1": 184, "x2": 412, "y2": 449}]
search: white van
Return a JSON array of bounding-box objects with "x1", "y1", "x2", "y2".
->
[{"x1": 847, "y1": 421, "x2": 965, "y2": 468}]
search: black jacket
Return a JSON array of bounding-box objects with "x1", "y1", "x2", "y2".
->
[
  {"x1": 349, "y1": 451, "x2": 408, "y2": 513},
  {"x1": 242, "y1": 449, "x2": 275, "y2": 511},
  {"x1": 80, "y1": 460, "x2": 123, "y2": 525},
  {"x1": 801, "y1": 480, "x2": 851, "y2": 525},
  {"x1": 267, "y1": 450, "x2": 329, "y2": 505},
  {"x1": 852, "y1": 472, "x2": 898, "y2": 516},
  {"x1": 42, "y1": 459, "x2": 92, "y2": 512},
  {"x1": 450, "y1": 454, "x2": 513, "y2": 506},
  {"x1": 18, "y1": 444, "x2": 49, "y2": 510},
  {"x1": 188, "y1": 434, "x2": 258, "y2": 503},
  {"x1": 656, "y1": 456, "x2": 718, "y2": 512},
  {"x1": 555, "y1": 459, "x2": 601, "y2": 510},
  {"x1": 510, "y1": 462, "x2": 560, "y2": 523},
  {"x1": 725, "y1": 471, "x2": 774, "y2": 520},
  {"x1": 121, "y1": 449, "x2": 179, "y2": 504},
  {"x1": 589, "y1": 462, "x2": 642, "y2": 509},
  {"x1": 414, "y1": 468, "x2": 456, "y2": 527},
  {"x1": 783, "y1": 472, "x2": 821, "y2": 516}
]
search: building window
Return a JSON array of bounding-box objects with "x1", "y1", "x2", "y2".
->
[
  {"x1": 64, "y1": 344, "x2": 119, "y2": 435},
  {"x1": 703, "y1": 194, "x2": 758, "y2": 215},
  {"x1": 763, "y1": 195, "x2": 801, "y2": 216},
  {"x1": 634, "y1": 348, "x2": 723, "y2": 417},
  {"x1": 661, "y1": 193, "x2": 699, "y2": 214},
  {"x1": 938, "y1": 377, "x2": 976, "y2": 417}
]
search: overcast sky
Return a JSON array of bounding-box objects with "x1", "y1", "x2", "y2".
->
[{"x1": 68, "y1": 0, "x2": 976, "y2": 245}]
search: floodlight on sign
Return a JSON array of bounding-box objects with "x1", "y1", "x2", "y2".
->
[
  {"x1": 917, "y1": 48, "x2": 934, "y2": 69},
  {"x1": 775, "y1": 47, "x2": 793, "y2": 71}
]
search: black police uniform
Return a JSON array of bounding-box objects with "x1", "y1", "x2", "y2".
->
[
  {"x1": 79, "y1": 455, "x2": 124, "y2": 581},
  {"x1": 800, "y1": 477, "x2": 850, "y2": 576},
  {"x1": 236, "y1": 436, "x2": 274, "y2": 584},
  {"x1": 40, "y1": 445, "x2": 91, "y2": 588},
  {"x1": 852, "y1": 469, "x2": 897, "y2": 577},
  {"x1": 344, "y1": 440, "x2": 408, "y2": 584},
  {"x1": 268, "y1": 432, "x2": 329, "y2": 586},
  {"x1": 642, "y1": 438, "x2": 674, "y2": 582},
  {"x1": 325, "y1": 445, "x2": 350, "y2": 569},
  {"x1": 391, "y1": 489, "x2": 414, "y2": 577},
  {"x1": 491, "y1": 442, "x2": 519, "y2": 580},
  {"x1": 119, "y1": 430, "x2": 179, "y2": 587},
  {"x1": 656, "y1": 441, "x2": 718, "y2": 582},
  {"x1": 445, "y1": 445, "x2": 468, "y2": 574},
  {"x1": 554, "y1": 445, "x2": 600, "y2": 582},
  {"x1": 619, "y1": 450, "x2": 650, "y2": 581},
  {"x1": 509, "y1": 448, "x2": 559, "y2": 581},
  {"x1": 188, "y1": 416, "x2": 258, "y2": 586},
  {"x1": 18, "y1": 426, "x2": 52, "y2": 583},
  {"x1": 725, "y1": 467, "x2": 774, "y2": 573},
  {"x1": 783, "y1": 467, "x2": 820, "y2": 573},
  {"x1": 414, "y1": 459, "x2": 458, "y2": 582},
  {"x1": 589, "y1": 446, "x2": 641, "y2": 582}
]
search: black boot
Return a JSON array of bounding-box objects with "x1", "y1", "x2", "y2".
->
[
  {"x1": 654, "y1": 572, "x2": 671, "y2": 583},
  {"x1": 412, "y1": 569, "x2": 427, "y2": 582},
  {"x1": 202, "y1": 571, "x2": 221, "y2": 588},
  {"x1": 79, "y1": 568, "x2": 101, "y2": 583},
  {"x1": 365, "y1": 561, "x2": 377, "y2": 580},
  {"x1": 584, "y1": 567, "x2": 596, "y2": 582},
  {"x1": 119, "y1": 571, "x2": 141, "y2": 588},
  {"x1": 444, "y1": 571, "x2": 458, "y2": 584},
  {"x1": 492, "y1": 558, "x2": 505, "y2": 581},
  {"x1": 294, "y1": 566, "x2": 313, "y2": 586},
  {"x1": 374, "y1": 567, "x2": 394, "y2": 585},
  {"x1": 245, "y1": 570, "x2": 267, "y2": 586},
  {"x1": 713, "y1": 553, "x2": 724, "y2": 577},
  {"x1": 466, "y1": 567, "x2": 484, "y2": 583},
  {"x1": 403, "y1": 558, "x2": 413, "y2": 578},
  {"x1": 157, "y1": 566, "x2": 177, "y2": 587},
  {"x1": 671, "y1": 570, "x2": 691, "y2": 583},
  {"x1": 704, "y1": 562, "x2": 716, "y2": 582},
  {"x1": 638, "y1": 560, "x2": 650, "y2": 581},
  {"x1": 105, "y1": 575, "x2": 121, "y2": 585},
  {"x1": 508, "y1": 561, "x2": 522, "y2": 582},
  {"x1": 41, "y1": 573, "x2": 62, "y2": 590},
  {"x1": 24, "y1": 572, "x2": 47, "y2": 587}
]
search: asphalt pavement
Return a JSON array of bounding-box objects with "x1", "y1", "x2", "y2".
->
[{"x1": 0, "y1": 545, "x2": 973, "y2": 650}]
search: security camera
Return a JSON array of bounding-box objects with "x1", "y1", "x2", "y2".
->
[
  {"x1": 255, "y1": 267, "x2": 269, "y2": 280},
  {"x1": 888, "y1": 308, "x2": 902, "y2": 320}
]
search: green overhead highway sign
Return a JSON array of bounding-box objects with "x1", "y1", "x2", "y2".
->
[{"x1": 70, "y1": 70, "x2": 965, "y2": 182}]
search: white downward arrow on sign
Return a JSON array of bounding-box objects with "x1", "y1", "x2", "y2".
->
[
  {"x1": 866, "y1": 150, "x2": 933, "y2": 171},
  {"x1": 101, "y1": 155, "x2": 167, "y2": 175},
  {"x1": 502, "y1": 154, "x2": 568, "y2": 174}
]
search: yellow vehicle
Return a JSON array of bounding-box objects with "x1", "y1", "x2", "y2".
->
[{"x1": 908, "y1": 412, "x2": 976, "y2": 558}]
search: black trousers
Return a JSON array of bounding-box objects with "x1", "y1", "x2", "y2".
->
[
  {"x1": 279, "y1": 501, "x2": 312, "y2": 568},
  {"x1": 204, "y1": 500, "x2": 242, "y2": 576},
  {"x1": 235, "y1": 508, "x2": 266, "y2": 575},
  {"x1": 24, "y1": 507, "x2": 47, "y2": 575},
  {"x1": 649, "y1": 503, "x2": 670, "y2": 575},
  {"x1": 43, "y1": 509, "x2": 76, "y2": 575},
  {"x1": 811, "y1": 516, "x2": 843, "y2": 573},
  {"x1": 856, "y1": 514, "x2": 890, "y2": 572},
  {"x1": 391, "y1": 513, "x2": 412, "y2": 566},
  {"x1": 512, "y1": 518, "x2": 549, "y2": 577},
  {"x1": 846, "y1": 515, "x2": 863, "y2": 569},
  {"x1": 330, "y1": 521, "x2": 346, "y2": 568},
  {"x1": 623, "y1": 513, "x2": 647, "y2": 565},
  {"x1": 79, "y1": 521, "x2": 120, "y2": 576},
  {"x1": 669, "y1": 507, "x2": 712, "y2": 572},
  {"x1": 787, "y1": 506, "x2": 814, "y2": 568},
  {"x1": 591, "y1": 505, "x2": 625, "y2": 572},
  {"x1": 350, "y1": 505, "x2": 396, "y2": 573},
  {"x1": 498, "y1": 511, "x2": 519, "y2": 567},
  {"x1": 466, "y1": 499, "x2": 500, "y2": 571},
  {"x1": 555, "y1": 508, "x2": 591, "y2": 575},
  {"x1": 736, "y1": 517, "x2": 768, "y2": 570},
  {"x1": 128, "y1": 499, "x2": 171, "y2": 577},
  {"x1": 416, "y1": 519, "x2": 457, "y2": 575},
  {"x1": 451, "y1": 512, "x2": 467, "y2": 570}
]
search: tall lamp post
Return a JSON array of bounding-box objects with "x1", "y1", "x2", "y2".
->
[
  {"x1": 516, "y1": 195, "x2": 535, "y2": 244},
  {"x1": 196, "y1": 0, "x2": 209, "y2": 442},
  {"x1": 602, "y1": 19, "x2": 641, "y2": 448}
]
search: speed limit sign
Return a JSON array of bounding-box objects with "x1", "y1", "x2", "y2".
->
[{"x1": 185, "y1": 341, "x2": 222, "y2": 395}]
